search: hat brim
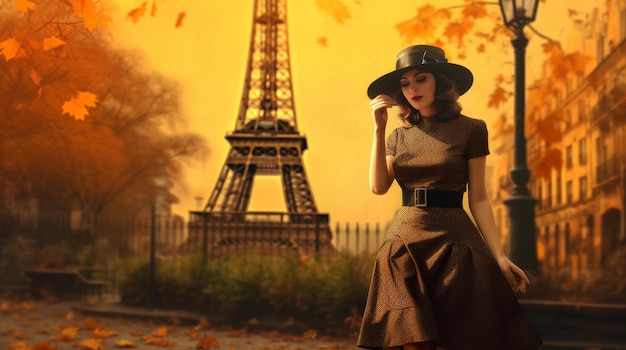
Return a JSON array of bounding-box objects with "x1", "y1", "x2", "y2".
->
[{"x1": 367, "y1": 63, "x2": 473, "y2": 99}]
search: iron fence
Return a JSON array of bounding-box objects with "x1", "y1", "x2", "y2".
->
[{"x1": 0, "y1": 210, "x2": 388, "y2": 283}]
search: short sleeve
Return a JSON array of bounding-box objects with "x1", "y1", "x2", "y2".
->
[
  {"x1": 386, "y1": 128, "x2": 399, "y2": 156},
  {"x1": 467, "y1": 119, "x2": 490, "y2": 159}
]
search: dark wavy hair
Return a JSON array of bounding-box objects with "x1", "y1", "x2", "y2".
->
[{"x1": 393, "y1": 71, "x2": 462, "y2": 127}]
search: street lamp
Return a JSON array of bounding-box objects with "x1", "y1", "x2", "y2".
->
[{"x1": 499, "y1": 0, "x2": 540, "y2": 275}]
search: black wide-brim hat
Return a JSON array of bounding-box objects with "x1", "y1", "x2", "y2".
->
[{"x1": 367, "y1": 45, "x2": 474, "y2": 99}]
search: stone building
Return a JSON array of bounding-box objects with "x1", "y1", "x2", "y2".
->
[{"x1": 491, "y1": 0, "x2": 626, "y2": 282}]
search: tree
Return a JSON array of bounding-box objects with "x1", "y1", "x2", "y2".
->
[{"x1": 0, "y1": 0, "x2": 207, "y2": 220}]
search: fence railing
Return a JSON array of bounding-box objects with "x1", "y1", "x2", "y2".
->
[{"x1": 0, "y1": 210, "x2": 388, "y2": 277}]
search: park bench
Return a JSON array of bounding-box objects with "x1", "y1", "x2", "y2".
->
[{"x1": 22, "y1": 268, "x2": 107, "y2": 301}]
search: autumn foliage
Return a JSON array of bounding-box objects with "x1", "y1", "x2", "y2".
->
[
  {"x1": 0, "y1": 0, "x2": 206, "y2": 218},
  {"x1": 1, "y1": 299, "x2": 224, "y2": 349}
]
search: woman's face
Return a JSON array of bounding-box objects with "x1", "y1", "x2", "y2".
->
[{"x1": 400, "y1": 70, "x2": 437, "y2": 116}]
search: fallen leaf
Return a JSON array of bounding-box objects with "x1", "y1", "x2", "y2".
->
[
  {"x1": 8, "y1": 342, "x2": 30, "y2": 350},
  {"x1": 31, "y1": 342, "x2": 57, "y2": 350},
  {"x1": 92, "y1": 328, "x2": 118, "y2": 338},
  {"x1": 195, "y1": 335, "x2": 219, "y2": 349},
  {"x1": 13, "y1": 331, "x2": 27, "y2": 339},
  {"x1": 79, "y1": 338, "x2": 103, "y2": 350},
  {"x1": 83, "y1": 317, "x2": 100, "y2": 330},
  {"x1": 54, "y1": 325, "x2": 80, "y2": 341},
  {"x1": 1, "y1": 302, "x2": 10, "y2": 313},
  {"x1": 151, "y1": 327, "x2": 168, "y2": 337},
  {"x1": 114, "y1": 339, "x2": 137, "y2": 348}
]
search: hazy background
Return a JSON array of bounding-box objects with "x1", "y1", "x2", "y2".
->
[{"x1": 106, "y1": 0, "x2": 596, "y2": 225}]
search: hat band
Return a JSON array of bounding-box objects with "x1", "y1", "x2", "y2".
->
[{"x1": 397, "y1": 51, "x2": 448, "y2": 69}]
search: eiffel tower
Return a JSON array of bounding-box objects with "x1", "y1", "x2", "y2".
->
[{"x1": 189, "y1": 0, "x2": 333, "y2": 258}]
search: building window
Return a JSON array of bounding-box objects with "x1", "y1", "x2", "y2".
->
[
  {"x1": 555, "y1": 224, "x2": 561, "y2": 267},
  {"x1": 564, "y1": 223, "x2": 571, "y2": 263},
  {"x1": 597, "y1": 34, "x2": 605, "y2": 64},
  {"x1": 578, "y1": 139, "x2": 584, "y2": 165},
  {"x1": 556, "y1": 171, "x2": 562, "y2": 205},
  {"x1": 566, "y1": 180, "x2": 573, "y2": 204},
  {"x1": 566, "y1": 145, "x2": 573, "y2": 168},
  {"x1": 547, "y1": 182, "x2": 553, "y2": 208},
  {"x1": 579, "y1": 176, "x2": 587, "y2": 201},
  {"x1": 578, "y1": 99, "x2": 586, "y2": 122},
  {"x1": 565, "y1": 109, "x2": 572, "y2": 130},
  {"x1": 543, "y1": 226, "x2": 550, "y2": 262}
]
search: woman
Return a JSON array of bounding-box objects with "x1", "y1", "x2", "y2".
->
[{"x1": 357, "y1": 45, "x2": 542, "y2": 350}]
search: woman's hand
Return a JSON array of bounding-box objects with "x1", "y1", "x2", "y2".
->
[
  {"x1": 496, "y1": 256, "x2": 531, "y2": 294},
  {"x1": 369, "y1": 94, "x2": 396, "y2": 127}
]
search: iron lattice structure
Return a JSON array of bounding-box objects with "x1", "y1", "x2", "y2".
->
[{"x1": 190, "y1": 0, "x2": 333, "y2": 258}]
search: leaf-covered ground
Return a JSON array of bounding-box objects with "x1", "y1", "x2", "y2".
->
[{"x1": 0, "y1": 298, "x2": 356, "y2": 350}]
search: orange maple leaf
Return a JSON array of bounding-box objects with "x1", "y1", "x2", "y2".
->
[
  {"x1": 395, "y1": 5, "x2": 451, "y2": 44},
  {"x1": 175, "y1": 12, "x2": 186, "y2": 28},
  {"x1": 79, "y1": 338, "x2": 103, "y2": 350},
  {"x1": 532, "y1": 148, "x2": 562, "y2": 181},
  {"x1": 195, "y1": 335, "x2": 219, "y2": 349},
  {"x1": 488, "y1": 86, "x2": 510, "y2": 108},
  {"x1": 114, "y1": 339, "x2": 137, "y2": 348},
  {"x1": 42, "y1": 35, "x2": 67, "y2": 51},
  {"x1": 443, "y1": 21, "x2": 468, "y2": 45},
  {"x1": 72, "y1": 0, "x2": 112, "y2": 30},
  {"x1": 492, "y1": 113, "x2": 513, "y2": 137},
  {"x1": 8, "y1": 342, "x2": 30, "y2": 350},
  {"x1": 127, "y1": 2, "x2": 147, "y2": 23},
  {"x1": 62, "y1": 91, "x2": 99, "y2": 121},
  {"x1": 92, "y1": 328, "x2": 118, "y2": 338},
  {"x1": 83, "y1": 317, "x2": 100, "y2": 330},
  {"x1": 316, "y1": 36, "x2": 328, "y2": 47},
  {"x1": 315, "y1": 0, "x2": 351, "y2": 25},
  {"x1": 15, "y1": 0, "x2": 35, "y2": 12},
  {"x1": 0, "y1": 37, "x2": 25, "y2": 61},
  {"x1": 19, "y1": 301, "x2": 35, "y2": 310},
  {"x1": 31, "y1": 342, "x2": 57, "y2": 350},
  {"x1": 462, "y1": 2, "x2": 488, "y2": 19},
  {"x1": 151, "y1": 327, "x2": 168, "y2": 337},
  {"x1": 54, "y1": 325, "x2": 79, "y2": 341},
  {"x1": 1, "y1": 302, "x2": 10, "y2": 313}
]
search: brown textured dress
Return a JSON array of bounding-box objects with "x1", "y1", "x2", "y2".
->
[{"x1": 357, "y1": 115, "x2": 542, "y2": 350}]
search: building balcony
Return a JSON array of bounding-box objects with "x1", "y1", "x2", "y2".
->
[
  {"x1": 595, "y1": 156, "x2": 623, "y2": 185},
  {"x1": 592, "y1": 84, "x2": 626, "y2": 127}
]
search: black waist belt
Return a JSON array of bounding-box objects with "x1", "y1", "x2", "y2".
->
[{"x1": 402, "y1": 188, "x2": 464, "y2": 208}]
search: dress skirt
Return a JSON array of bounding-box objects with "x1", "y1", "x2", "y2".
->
[{"x1": 357, "y1": 206, "x2": 543, "y2": 350}]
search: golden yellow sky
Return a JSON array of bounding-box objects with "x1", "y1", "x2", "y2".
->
[{"x1": 107, "y1": 0, "x2": 597, "y2": 225}]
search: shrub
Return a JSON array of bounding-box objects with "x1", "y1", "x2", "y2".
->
[{"x1": 119, "y1": 251, "x2": 374, "y2": 327}]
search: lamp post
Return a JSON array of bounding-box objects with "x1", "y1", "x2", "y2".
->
[{"x1": 499, "y1": 0, "x2": 540, "y2": 275}]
